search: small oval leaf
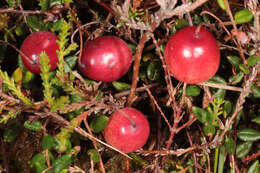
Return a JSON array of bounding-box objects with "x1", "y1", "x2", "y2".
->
[
  {"x1": 239, "y1": 64, "x2": 250, "y2": 74},
  {"x1": 236, "y1": 141, "x2": 253, "y2": 158},
  {"x1": 90, "y1": 115, "x2": 109, "y2": 133},
  {"x1": 192, "y1": 106, "x2": 208, "y2": 123},
  {"x1": 42, "y1": 134, "x2": 58, "y2": 150},
  {"x1": 87, "y1": 149, "x2": 100, "y2": 163},
  {"x1": 203, "y1": 125, "x2": 215, "y2": 136},
  {"x1": 24, "y1": 120, "x2": 42, "y2": 132},
  {"x1": 224, "y1": 137, "x2": 236, "y2": 154},
  {"x1": 229, "y1": 72, "x2": 244, "y2": 85},
  {"x1": 234, "y1": 8, "x2": 254, "y2": 24},
  {"x1": 186, "y1": 85, "x2": 201, "y2": 97},
  {"x1": 227, "y1": 56, "x2": 241, "y2": 67},
  {"x1": 112, "y1": 81, "x2": 131, "y2": 92},
  {"x1": 247, "y1": 160, "x2": 259, "y2": 173},
  {"x1": 217, "y1": 0, "x2": 226, "y2": 10},
  {"x1": 247, "y1": 56, "x2": 260, "y2": 66},
  {"x1": 252, "y1": 116, "x2": 260, "y2": 125},
  {"x1": 237, "y1": 128, "x2": 260, "y2": 142},
  {"x1": 147, "y1": 61, "x2": 161, "y2": 81}
]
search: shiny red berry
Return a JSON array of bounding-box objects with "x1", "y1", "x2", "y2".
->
[
  {"x1": 104, "y1": 108, "x2": 150, "y2": 153},
  {"x1": 79, "y1": 36, "x2": 132, "y2": 82},
  {"x1": 20, "y1": 31, "x2": 59, "y2": 74},
  {"x1": 165, "y1": 26, "x2": 220, "y2": 84}
]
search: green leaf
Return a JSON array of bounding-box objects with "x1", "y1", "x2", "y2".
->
[
  {"x1": 186, "y1": 85, "x2": 201, "y2": 97},
  {"x1": 90, "y1": 115, "x2": 109, "y2": 133},
  {"x1": 217, "y1": 0, "x2": 226, "y2": 10},
  {"x1": 247, "y1": 56, "x2": 260, "y2": 66},
  {"x1": 42, "y1": 134, "x2": 58, "y2": 150},
  {"x1": 39, "y1": 0, "x2": 50, "y2": 12},
  {"x1": 27, "y1": 16, "x2": 47, "y2": 32},
  {"x1": 24, "y1": 120, "x2": 42, "y2": 132},
  {"x1": 127, "y1": 43, "x2": 136, "y2": 55},
  {"x1": 227, "y1": 56, "x2": 242, "y2": 68},
  {"x1": 53, "y1": 154, "x2": 72, "y2": 173},
  {"x1": 70, "y1": 94, "x2": 84, "y2": 103},
  {"x1": 234, "y1": 8, "x2": 254, "y2": 24},
  {"x1": 247, "y1": 160, "x2": 259, "y2": 173},
  {"x1": 236, "y1": 142, "x2": 253, "y2": 159},
  {"x1": 87, "y1": 149, "x2": 100, "y2": 163},
  {"x1": 208, "y1": 75, "x2": 227, "y2": 84},
  {"x1": 129, "y1": 153, "x2": 149, "y2": 166},
  {"x1": 203, "y1": 125, "x2": 215, "y2": 136},
  {"x1": 223, "y1": 101, "x2": 232, "y2": 117},
  {"x1": 147, "y1": 61, "x2": 161, "y2": 81},
  {"x1": 229, "y1": 72, "x2": 244, "y2": 85},
  {"x1": 175, "y1": 19, "x2": 189, "y2": 30},
  {"x1": 224, "y1": 137, "x2": 236, "y2": 154},
  {"x1": 55, "y1": 137, "x2": 72, "y2": 153},
  {"x1": 112, "y1": 81, "x2": 131, "y2": 91},
  {"x1": 64, "y1": 56, "x2": 78, "y2": 72},
  {"x1": 192, "y1": 106, "x2": 208, "y2": 123},
  {"x1": 237, "y1": 128, "x2": 260, "y2": 142},
  {"x1": 239, "y1": 64, "x2": 250, "y2": 74},
  {"x1": 194, "y1": 14, "x2": 202, "y2": 25},
  {"x1": 251, "y1": 85, "x2": 260, "y2": 98},
  {"x1": 12, "y1": 68, "x2": 23, "y2": 84},
  {"x1": 252, "y1": 116, "x2": 260, "y2": 125},
  {"x1": 30, "y1": 152, "x2": 54, "y2": 173}
]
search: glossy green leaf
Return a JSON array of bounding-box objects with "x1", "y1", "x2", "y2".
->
[
  {"x1": 53, "y1": 154, "x2": 72, "y2": 173},
  {"x1": 64, "y1": 56, "x2": 78, "y2": 72},
  {"x1": 147, "y1": 61, "x2": 161, "y2": 81},
  {"x1": 239, "y1": 64, "x2": 250, "y2": 74},
  {"x1": 252, "y1": 116, "x2": 260, "y2": 125},
  {"x1": 90, "y1": 115, "x2": 109, "y2": 133},
  {"x1": 186, "y1": 85, "x2": 201, "y2": 97},
  {"x1": 192, "y1": 106, "x2": 208, "y2": 123},
  {"x1": 27, "y1": 16, "x2": 46, "y2": 32},
  {"x1": 251, "y1": 85, "x2": 260, "y2": 98},
  {"x1": 129, "y1": 153, "x2": 148, "y2": 166},
  {"x1": 236, "y1": 141, "x2": 252, "y2": 158},
  {"x1": 3, "y1": 124, "x2": 21, "y2": 142},
  {"x1": 128, "y1": 43, "x2": 136, "y2": 55},
  {"x1": 194, "y1": 14, "x2": 202, "y2": 25},
  {"x1": 55, "y1": 137, "x2": 72, "y2": 153},
  {"x1": 223, "y1": 101, "x2": 232, "y2": 117},
  {"x1": 203, "y1": 125, "x2": 215, "y2": 136},
  {"x1": 207, "y1": 76, "x2": 227, "y2": 99},
  {"x1": 217, "y1": 0, "x2": 226, "y2": 10},
  {"x1": 175, "y1": 19, "x2": 189, "y2": 30},
  {"x1": 23, "y1": 70, "x2": 34, "y2": 84},
  {"x1": 227, "y1": 56, "x2": 241, "y2": 68},
  {"x1": 208, "y1": 75, "x2": 227, "y2": 84},
  {"x1": 247, "y1": 160, "x2": 259, "y2": 173},
  {"x1": 52, "y1": 19, "x2": 64, "y2": 32},
  {"x1": 112, "y1": 81, "x2": 131, "y2": 91},
  {"x1": 30, "y1": 152, "x2": 54, "y2": 173},
  {"x1": 50, "y1": 0, "x2": 62, "y2": 7},
  {"x1": 39, "y1": 0, "x2": 49, "y2": 12},
  {"x1": 24, "y1": 120, "x2": 42, "y2": 132},
  {"x1": 237, "y1": 128, "x2": 260, "y2": 142},
  {"x1": 247, "y1": 56, "x2": 260, "y2": 66},
  {"x1": 229, "y1": 72, "x2": 244, "y2": 85},
  {"x1": 224, "y1": 137, "x2": 236, "y2": 154},
  {"x1": 234, "y1": 8, "x2": 254, "y2": 24},
  {"x1": 87, "y1": 149, "x2": 100, "y2": 163},
  {"x1": 42, "y1": 134, "x2": 58, "y2": 150}
]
